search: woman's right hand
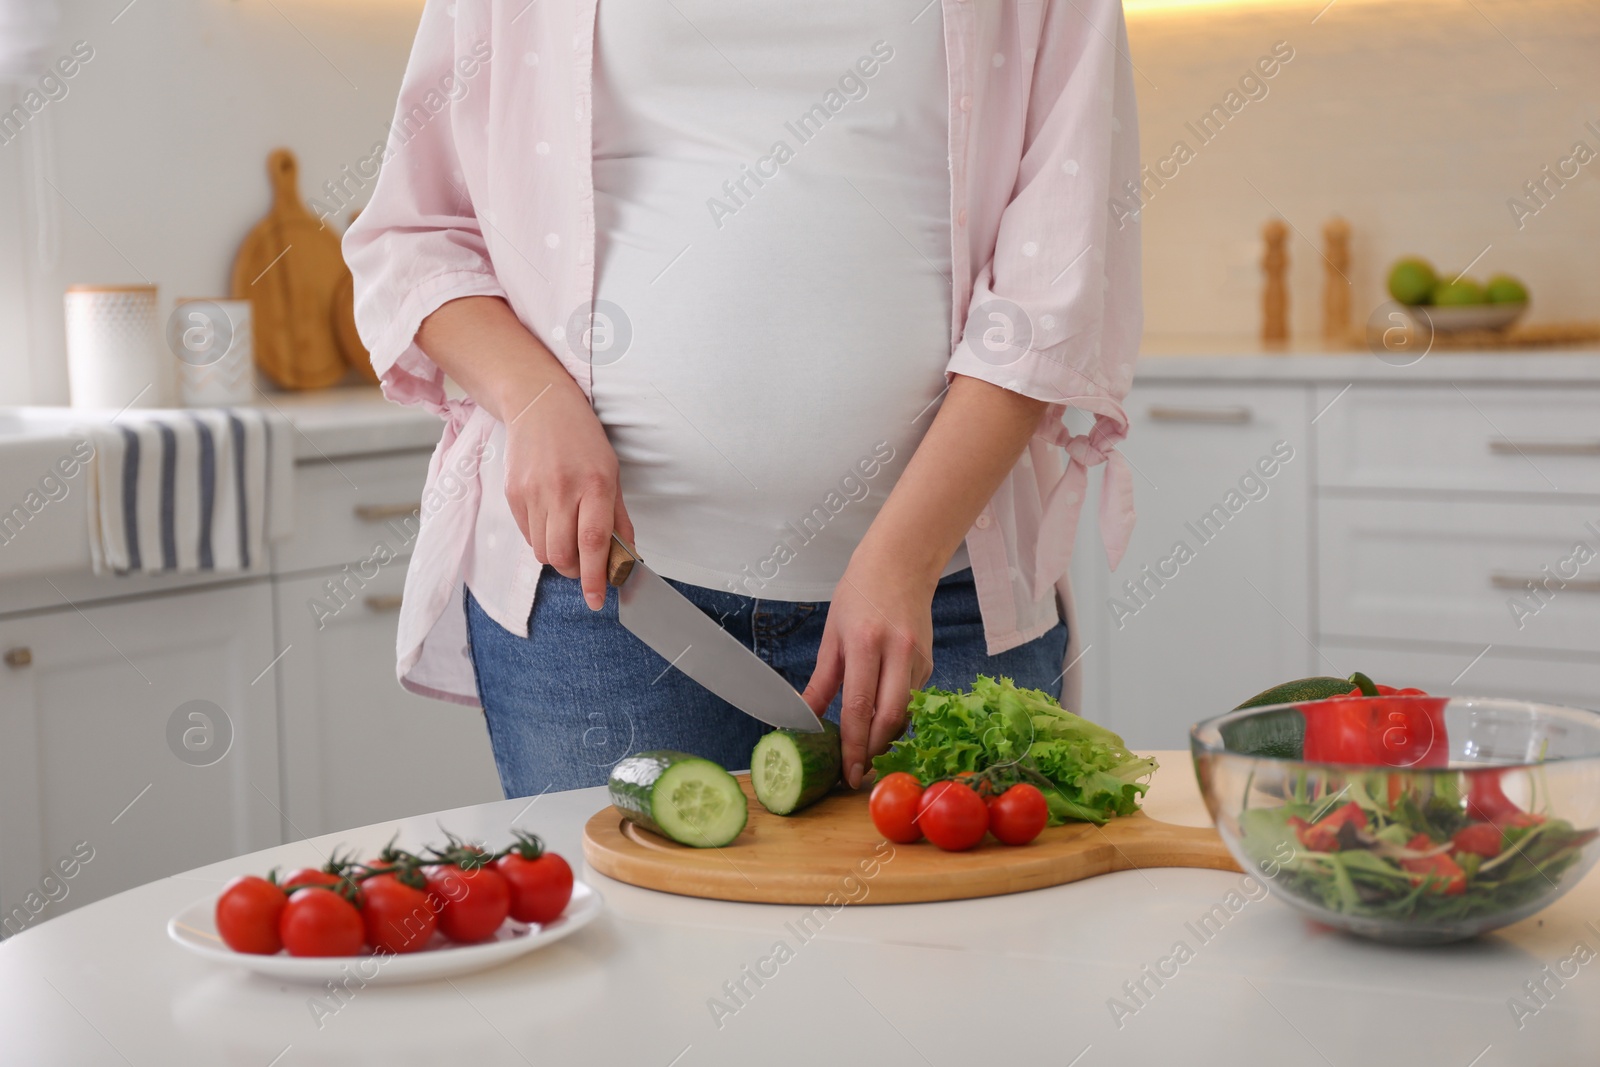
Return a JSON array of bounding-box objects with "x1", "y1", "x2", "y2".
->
[
  {"x1": 415, "y1": 296, "x2": 632, "y2": 613},
  {"x1": 502, "y1": 376, "x2": 634, "y2": 611}
]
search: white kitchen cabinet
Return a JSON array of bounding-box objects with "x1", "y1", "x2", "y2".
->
[
  {"x1": 1074, "y1": 383, "x2": 1315, "y2": 748},
  {"x1": 1319, "y1": 641, "x2": 1600, "y2": 711},
  {"x1": 0, "y1": 583, "x2": 282, "y2": 925},
  {"x1": 271, "y1": 451, "x2": 432, "y2": 577},
  {"x1": 272, "y1": 570, "x2": 501, "y2": 840},
  {"x1": 1320, "y1": 498, "x2": 1600, "y2": 655},
  {"x1": 1316, "y1": 384, "x2": 1600, "y2": 496}
]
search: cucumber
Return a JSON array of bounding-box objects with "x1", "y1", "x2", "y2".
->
[
  {"x1": 608, "y1": 751, "x2": 748, "y2": 848},
  {"x1": 1235, "y1": 676, "x2": 1357, "y2": 710},
  {"x1": 750, "y1": 720, "x2": 841, "y2": 816},
  {"x1": 1223, "y1": 676, "x2": 1357, "y2": 760}
]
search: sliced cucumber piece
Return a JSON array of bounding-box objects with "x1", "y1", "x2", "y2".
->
[
  {"x1": 750, "y1": 720, "x2": 841, "y2": 816},
  {"x1": 609, "y1": 751, "x2": 748, "y2": 848}
]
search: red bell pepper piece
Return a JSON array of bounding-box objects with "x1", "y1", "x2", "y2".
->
[
  {"x1": 1451, "y1": 822, "x2": 1504, "y2": 858},
  {"x1": 1289, "y1": 801, "x2": 1368, "y2": 852},
  {"x1": 1301, "y1": 675, "x2": 1446, "y2": 768},
  {"x1": 1399, "y1": 832, "x2": 1467, "y2": 895},
  {"x1": 1289, "y1": 816, "x2": 1337, "y2": 852},
  {"x1": 1465, "y1": 770, "x2": 1542, "y2": 826}
]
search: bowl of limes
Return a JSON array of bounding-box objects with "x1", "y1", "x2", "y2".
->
[{"x1": 1388, "y1": 256, "x2": 1528, "y2": 332}]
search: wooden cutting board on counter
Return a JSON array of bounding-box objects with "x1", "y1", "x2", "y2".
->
[
  {"x1": 231, "y1": 148, "x2": 352, "y2": 391},
  {"x1": 582, "y1": 773, "x2": 1240, "y2": 906}
]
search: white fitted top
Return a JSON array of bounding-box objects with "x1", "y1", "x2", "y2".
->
[{"x1": 587, "y1": 0, "x2": 964, "y2": 600}]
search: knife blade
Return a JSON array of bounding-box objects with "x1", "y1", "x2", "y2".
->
[{"x1": 606, "y1": 535, "x2": 824, "y2": 733}]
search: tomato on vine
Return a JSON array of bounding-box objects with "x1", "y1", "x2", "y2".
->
[
  {"x1": 869, "y1": 772, "x2": 925, "y2": 844},
  {"x1": 988, "y1": 783, "x2": 1048, "y2": 846},
  {"x1": 494, "y1": 832, "x2": 574, "y2": 924},
  {"x1": 918, "y1": 780, "x2": 989, "y2": 851},
  {"x1": 215, "y1": 875, "x2": 286, "y2": 955},
  {"x1": 280, "y1": 887, "x2": 365, "y2": 957}
]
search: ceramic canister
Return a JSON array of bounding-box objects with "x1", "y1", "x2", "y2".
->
[
  {"x1": 170, "y1": 298, "x2": 254, "y2": 407},
  {"x1": 63, "y1": 284, "x2": 172, "y2": 410}
]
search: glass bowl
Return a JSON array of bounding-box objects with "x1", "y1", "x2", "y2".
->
[{"x1": 1192, "y1": 695, "x2": 1600, "y2": 945}]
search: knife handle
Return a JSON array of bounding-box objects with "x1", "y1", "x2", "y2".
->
[{"x1": 607, "y1": 535, "x2": 639, "y2": 587}]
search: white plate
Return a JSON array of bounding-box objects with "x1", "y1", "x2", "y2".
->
[
  {"x1": 167, "y1": 881, "x2": 603, "y2": 985},
  {"x1": 1403, "y1": 302, "x2": 1527, "y2": 333}
]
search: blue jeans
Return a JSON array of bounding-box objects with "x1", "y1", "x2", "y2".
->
[{"x1": 465, "y1": 567, "x2": 1068, "y2": 796}]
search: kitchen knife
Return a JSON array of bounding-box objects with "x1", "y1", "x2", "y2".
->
[{"x1": 606, "y1": 534, "x2": 824, "y2": 733}]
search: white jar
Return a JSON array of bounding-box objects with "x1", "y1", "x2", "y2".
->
[
  {"x1": 63, "y1": 284, "x2": 172, "y2": 410},
  {"x1": 170, "y1": 298, "x2": 254, "y2": 407}
]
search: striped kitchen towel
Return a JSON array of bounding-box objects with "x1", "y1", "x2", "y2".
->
[{"x1": 86, "y1": 408, "x2": 294, "y2": 575}]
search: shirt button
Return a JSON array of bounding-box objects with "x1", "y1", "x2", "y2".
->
[
  {"x1": 975, "y1": 513, "x2": 992, "y2": 530},
  {"x1": 957, "y1": 208, "x2": 968, "y2": 227},
  {"x1": 959, "y1": 95, "x2": 972, "y2": 112}
]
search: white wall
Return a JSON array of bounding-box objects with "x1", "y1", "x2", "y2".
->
[
  {"x1": 0, "y1": 0, "x2": 423, "y2": 406},
  {"x1": 1126, "y1": 0, "x2": 1600, "y2": 339},
  {"x1": 1, "y1": 0, "x2": 1596, "y2": 404}
]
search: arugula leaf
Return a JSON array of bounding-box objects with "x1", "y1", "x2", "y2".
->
[
  {"x1": 1242, "y1": 773, "x2": 1598, "y2": 929},
  {"x1": 871, "y1": 676, "x2": 1157, "y2": 825}
]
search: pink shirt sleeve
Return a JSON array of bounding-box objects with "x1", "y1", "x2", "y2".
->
[
  {"x1": 342, "y1": 0, "x2": 509, "y2": 418},
  {"x1": 944, "y1": 0, "x2": 1141, "y2": 572}
]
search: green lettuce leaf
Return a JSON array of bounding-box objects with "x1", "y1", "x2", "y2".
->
[{"x1": 871, "y1": 675, "x2": 1158, "y2": 825}]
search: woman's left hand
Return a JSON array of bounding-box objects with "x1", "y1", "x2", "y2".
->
[
  {"x1": 801, "y1": 549, "x2": 936, "y2": 789},
  {"x1": 798, "y1": 374, "x2": 1050, "y2": 789}
]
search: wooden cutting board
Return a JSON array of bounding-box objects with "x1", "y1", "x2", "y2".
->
[
  {"x1": 583, "y1": 775, "x2": 1240, "y2": 906},
  {"x1": 231, "y1": 148, "x2": 352, "y2": 391},
  {"x1": 331, "y1": 208, "x2": 378, "y2": 385}
]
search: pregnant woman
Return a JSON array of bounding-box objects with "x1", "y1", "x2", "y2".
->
[{"x1": 345, "y1": 0, "x2": 1141, "y2": 797}]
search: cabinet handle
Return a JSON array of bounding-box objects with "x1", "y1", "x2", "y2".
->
[
  {"x1": 354, "y1": 503, "x2": 422, "y2": 522},
  {"x1": 1147, "y1": 405, "x2": 1252, "y2": 425},
  {"x1": 4, "y1": 647, "x2": 31, "y2": 668},
  {"x1": 1490, "y1": 573, "x2": 1600, "y2": 594},
  {"x1": 1488, "y1": 439, "x2": 1600, "y2": 457},
  {"x1": 363, "y1": 594, "x2": 404, "y2": 613}
]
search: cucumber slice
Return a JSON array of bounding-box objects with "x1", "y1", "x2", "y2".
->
[
  {"x1": 609, "y1": 751, "x2": 748, "y2": 848},
  {"x1": 750, "y1": 720, "x2": 841, "y2": 816}
]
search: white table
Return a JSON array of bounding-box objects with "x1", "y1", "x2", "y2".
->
[{"x1": 4, "y1": 753, "x2": 1598, "y2": 1065}]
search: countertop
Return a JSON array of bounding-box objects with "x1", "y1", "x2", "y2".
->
[
  {"x1": 246, "y1": 344, "x2": 1600, "y2": 462},
  {"x1": 3, "y1": 753, "x2": 1597, "y2": 1065},
  {"x1": 239, "y1": 386, "x2": 441, "y2": 462},
  {"x1": 1137, "y1": 336, "x2": 1600, "y2": 384}
]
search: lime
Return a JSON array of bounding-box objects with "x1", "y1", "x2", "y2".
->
[
  {"x1": 1432, "y1": 277, "x2": 1486, "y2": 306},
  {"x1": 1486, "y1": 274, "x2": 1529, "y2": 304},
  {"x1": 1387, "y1": 257, "x2": 1437, "y2": 306}
]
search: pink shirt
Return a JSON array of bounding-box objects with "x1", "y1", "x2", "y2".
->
[{"x1": 344, "y1": 0, "x2": 1142, "y2": 706}]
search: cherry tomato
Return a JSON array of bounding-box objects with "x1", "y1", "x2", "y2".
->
[
  {"x1": 281, "y1": 867, "x2": 342, "y2": 892},
  {"x1": 495, "y1": 851, "x2": 574, "y2": 925},
  {"x1": 426, "y1": 865, "x2": 511, "y2": 943},
  {"x1": 987, "y1": 783, "x2": 1048, "y2": 846},
  {"x1": 215, "y1": 875, "x2": 286, "y2": 955},
  {"x1": 1451, "y1": 822, "x2": 1504, "y2": 859},
  {"x1": 869, "y1": 772, "x2": 925, "y2": 844},
  {"x1": 360, "y1": 873, "x2": 437, "y2": 954},
  {"x1": 917, "y1": 780, "x2": 989, "y2": 852},
  {"x1": 279, "y1": 887, "x2": 365, "y2": 956}
]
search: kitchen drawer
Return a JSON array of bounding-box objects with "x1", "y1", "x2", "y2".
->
[
  {"x1": 1316, "y1": 384, "x2": 1600, "y2": 496},
  {"x1": 271, "y1": 451, "x2": 431, "y2": 576},
  {"x1": 1319, "y1": 498, "x2": 1600, "y2": 655},
  {"x1": 1320, "y1": 641, "x2": 1600, "y2": 711}
]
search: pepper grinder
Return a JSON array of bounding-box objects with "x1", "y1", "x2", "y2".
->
[
  {"x1": 1261, "y1": 219, "x2": 1289, "y2": 346},
  {"x1": 1322, "y1": 216, "x2": 1352, "y2": 345}
]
